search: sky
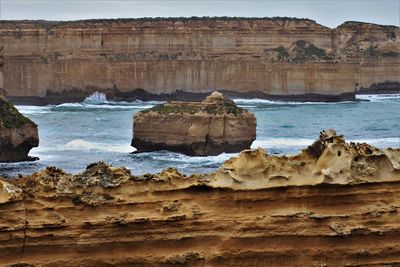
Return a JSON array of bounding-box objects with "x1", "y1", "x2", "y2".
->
[{"x1": 0, "y1": 0, "x2": 399, "y2": 28}]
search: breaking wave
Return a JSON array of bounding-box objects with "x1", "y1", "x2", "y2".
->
[
  {"x1": 234, "y1": 94, "x2": 400, "y2": 106},
  {"x1": 53, "y1": 92, "x2": 162, "y2": 110},
  {"x1": 59, "y1": 139, "x2": 135, "y2": 153},
  {"x1": 252, "y1": 137, "x2": 400, "y2": 151},
  {"x1": 83, "y1": 91, "x2": 108, "y2": 104},
  {"x1": 15, "y1": 105, "x2": 52, "y2": 114},
  {"x1": 233, "y1": 98, "x2": 354, "y2": 106},
  {"x1": 356, "y1": 94, "x2": 400, "y2": 102}
]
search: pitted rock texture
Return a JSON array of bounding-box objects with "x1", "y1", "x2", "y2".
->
[
  {"x1": 131, "y1": 92, "x2": 256, "y2": 156},
  {"x1": 0, "y1": 18, "x2": 399, "y2": 104},
  {"x1": 0, "y1": 130, "x2": 400, "y2": 266},
  {"x1": 209, "y1": 129, "x2": 400, "y2": 189}
]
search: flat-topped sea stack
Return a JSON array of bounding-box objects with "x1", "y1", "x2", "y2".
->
[
  {"x1": 132, "y1": 92, "x2": 256, "y2": 156},
  {"x1": 0, "y1": 18, "x2": 399, "y2": 104},
  {"x1": 0, "y1": 47, "x2": 39, "y2": 162}
]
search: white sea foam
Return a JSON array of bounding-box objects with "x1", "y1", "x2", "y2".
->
[
  {"x1": 54, "y1": 103, "x2": 149, "y2": 109},
  {"x1": 53, "y1": 92, "x2": 163, "y2": 110},
  {"x1": 83, "y1": 92, "x2": 108, "y2": 104},
  {"x1": 251, "y1": 138, "x2": 315, "y2": 149},
  {"x1": 16, "y1": 105, "x2": 52, "y2": 114},
  {"x1": 356, "y1": 94, "x2": 400, "y2": 102},
  {"x1": 233, "y1": 98, "x2": 353, "y2": 105},
  {"x1": 60, "y1": 139, "x2": 135, "y2": 153},
  {"x1": 150, "y1": 152, "x2": 236, "y2": 164},
  {"x1": 353, "y1": 137, "x2": 400, "y2": 148},
  {"x1": 252, "y1": 137, "x2": 400, "y2": 150}
]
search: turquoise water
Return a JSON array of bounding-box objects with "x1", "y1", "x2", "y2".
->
[{"x1": 0, "y1": 93, "x2": 399, "y2": 177}]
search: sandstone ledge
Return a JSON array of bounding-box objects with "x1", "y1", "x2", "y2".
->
[{"x1": 0, "y1": 130, "x2": 400, "y2": 266}]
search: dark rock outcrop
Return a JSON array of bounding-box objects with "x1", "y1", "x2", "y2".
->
[
  {"x1": 0, "y1": 97, "x2": 39, "y2": 162},
  {"x1": 131, "y1": 92, "x2": 256, "y2": 156}
]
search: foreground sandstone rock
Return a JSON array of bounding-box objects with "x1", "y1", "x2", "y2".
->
[
  {"x1": 210, "y1": 129, "x2": 400, "y2": 189},
  {"x1": 132, "y1": 92, "x2": 256, "y2": 156},
  {"x1": 0, "y1": 130, "x2": 400, "y2": 266},
  {"x1": 1, "y1": 18, "x2": 399, "y2": 104},
  {"x1": 0, "y1": 48, "x2": 39, "y2": 162}
]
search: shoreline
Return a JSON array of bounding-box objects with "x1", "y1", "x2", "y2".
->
[
  {"x1": 8, "y1": 90, "x2": 359, "y2": 105},
  {"x1": 9, "y1": 90, "x2": 400, "y2": 106}
]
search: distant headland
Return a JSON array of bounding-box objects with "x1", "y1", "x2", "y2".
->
[{"x1": 0, "y1": 17, "x2": 399, "y2": 104}]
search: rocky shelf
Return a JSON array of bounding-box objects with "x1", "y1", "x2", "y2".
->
[{"x1": 0, "y1": 129, "x2": 400, "y2": 266}]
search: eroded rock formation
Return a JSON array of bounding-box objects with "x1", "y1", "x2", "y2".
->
[
  {"x1": 210, "y1": 129, "x2": 400, "y2": 189},
  {"x1": 132, "y1": 92, "x2": 256, "y2": 156},
  {"x1": 0, "y1": 18, "x2": 399, "y2": 104},
  {"x1": 0, "y1": 130, "x2": 400, "y2": 266},
  {"x1": 0, "y1": 48, "x2": 39, "y2": 162}
]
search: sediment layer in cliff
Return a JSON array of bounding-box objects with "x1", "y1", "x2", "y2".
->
[
  {"x1": 1, "y1": 130, "x2": 400, "y2": 266},
  {"x1": 0, "y1": 47, "x2": 39, "y2": 162},
  {"x1": 1, "y1": 17, "x2": 399, "y2": 103},
  {"x1": 132, "y1": 92, "x2": 256, "y2": 156}
]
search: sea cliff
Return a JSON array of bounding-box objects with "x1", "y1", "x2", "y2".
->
[{"x1": 0, "y1": 17, "x2": 399, "y2": 104}]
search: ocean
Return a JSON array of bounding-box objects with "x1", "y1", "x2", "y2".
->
[{"x1": 0, "y1": 93, "x2": 399, "y2": 177}]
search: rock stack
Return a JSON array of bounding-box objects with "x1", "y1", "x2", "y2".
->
[
  {"x1": 0, "y1": 47, "x2": 39, "y2": 162},
  {"x1": 132, "y1": 92, "x2": 256, "y2": 156}
]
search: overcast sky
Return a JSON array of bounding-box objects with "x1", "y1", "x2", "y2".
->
[{"x1": 0, "y1": 0, "x2": 399, "y2": 28}]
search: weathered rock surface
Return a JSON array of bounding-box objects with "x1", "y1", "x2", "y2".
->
[
  {"x1": 0, "y1": 18, "x2": 399, "y2": 104},
  {"x1": 0, "y1": 130, "x2": 400, "y2": 266},
  {"x1": 0, "y1": 97, "x2": 39, "y2": 162},
  {"x1": 210, "y1": 129, "x2": 400, "y2": 189},
  {"x1": 0, "y1": 48, "x2": 39, "y2": 162},
  {"x1": 132, "y1": 92, "x2": 256, "y2": 156}
]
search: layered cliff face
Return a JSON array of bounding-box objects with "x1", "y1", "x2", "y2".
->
[
  {"x1": 132, "y1": 92, "x2": 256, "y2": 156},
  {"x1": 0, "y1": 130, "x2": 400, "y2": 266},
  {"x1": 0, "y1": 48, "x2": 39, "y2": 162},
  {"x1": 0, "y1": 18, "x2": 398, "y2": 104}
]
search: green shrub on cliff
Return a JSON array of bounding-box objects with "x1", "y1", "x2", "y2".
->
[
  {"x1": 273, "y1": 46, "x2": 289, "y2": 60},
  {"x1": 146, "y1": 104, "x2": 201, "y2": 115},
  {"x1": 295, "y1": 40, "x2": 327, "y2": 59},
  {"x1": 0, "y1": 98, "x2": 33, "y2": 129}
]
